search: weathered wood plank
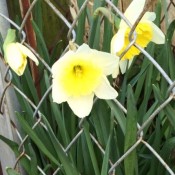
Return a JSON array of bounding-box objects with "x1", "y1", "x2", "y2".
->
[{"x1": 0, "y1": 1, "x2": 20, "y2": 174}]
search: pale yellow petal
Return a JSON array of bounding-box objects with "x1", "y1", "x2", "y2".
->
[
  {"x1": 142, "y1": 12, "x2": 156, "y2": 21},
  {"x1": 15, "y1": 58, "x2": 27, "y2": 76},
  {"x1": 16, "y1": 43, "x2": 39, "y2": 65},
  {"x1": 67, "y1": 93, "x2": 94, "y2": 118},
  {"x1": 76, "y1": 43, "x2": 119, "y2": 75},
  {"x1": 51, "y1": 50, "x2": 74, "y2": 77},
  {"x1": 76, "y1": 43, "x2": 91, "y2": 54},
  {"x1": 94, "y1": 76, "x2": 118, "y2": 99},
  {"x1": 111, "y1": 29, "x2": 126, "y2": 54},
  {"x1": 119, "y1": 59, "x2": 133, "y2": 74},
  {"x1": 6, "y1": 43, "x2": 27, "y2": 75},
  {"x1": 91, "y1": 50, "x2": 119, "y2": 76},
  {"x1": 6, "y1": 43, "x2": 23, "y2": 69},
  {"x1": 150, "y1": 22, "x2": 165, "y2": 44},
  {"x1": 120, "y1": 60, "x2": 127, "y2": 74},
  {"x1": 52, "y1": 79, "x2": 68, "y2": 103},
  {"x1": 120, "y1": 0, "x2": 146, "y2": 28},
  {"x1": 112, "y1": 64, "x2": 120, "y2": 78}
]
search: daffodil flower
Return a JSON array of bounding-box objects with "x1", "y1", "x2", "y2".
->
[
  {"x1": 5, "y1": 42, "x2": 39, "y2": 76},
  {"x1": 52, "y1": 44, "x2": 119, "y2": 118},
  {"x1": 111, "y1": 0, "x2": 165, "y2": 75}
]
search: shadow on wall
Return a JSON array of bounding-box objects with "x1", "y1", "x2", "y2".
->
[{"x1": 0, "y1": 162, "x2": 3, "y2": 175}]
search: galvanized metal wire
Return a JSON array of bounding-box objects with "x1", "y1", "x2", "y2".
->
[{"x1": 0, "y1": 0, "x2": 175, "y2": 174}]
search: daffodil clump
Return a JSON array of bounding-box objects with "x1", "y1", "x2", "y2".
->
[
  {"x1": 3, "y1": 29, "x2": 39, "y2": 76},
  {"x1": 111, "y1": 0, "x2": 165, "y2": 74},
  {"x1": 3, "y1": 0, "x2": 166, "y2": 119},
  {"x1": 52, "y1": 44, "x2": 119, "y2": 118}
]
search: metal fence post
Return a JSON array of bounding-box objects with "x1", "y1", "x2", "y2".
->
[{"x1": 0, "y1": 1, "x2": 21, "y2": 174}]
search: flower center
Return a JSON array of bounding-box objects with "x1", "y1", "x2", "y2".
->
[
  {"x1": 118, "y1": 22, "x2": 153, "y2": 60},
  {"x1": 73, "y1": 65, "x2": 83, "y2": 77},
  {"x1": 59, "y1": 57, "x2": 102, "y2": 97}
]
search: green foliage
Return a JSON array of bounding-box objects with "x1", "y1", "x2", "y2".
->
[
  {"x1": 6, "y1": 168, "x2": 21, "y2": 175},
  {"x1": 3, "y1": 29, "x2": 16, "y2": 60},
  {"x1": 3, "y1": 29, "x2": 16, "y2": 47},
  {"x1": 124, "y1": 85, "x2": 138, "y2": 175}
]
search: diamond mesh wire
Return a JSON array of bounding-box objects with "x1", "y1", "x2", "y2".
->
[{"x1": 0, "y1": 0, "x2": 175, "y2": 174}]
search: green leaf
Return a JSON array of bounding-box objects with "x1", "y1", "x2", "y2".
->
[
  {"x1": 23, "y1": 66, "x2": 39, "y2": 104},
  {"x1": 92, "y1": 101, "x2": 111, "y2": 146},
  {"x1": 134, "y1": 58, "x2": 150, "y2": 102},
  {"x1": 154, "y1": 0, "x2": 162, "y2": 25},
  {"x1": 44, "y1": 70, "x2": 69, "y2": 146},
  {"x1": 149, "y1": 119, "x2": 161, "y2": 175},
  {"x1": 124, "y1": 85, "x2": 138, "y2": 175},
  {"x1": 33, "y1": 0, "x2": 43, "y2": 32},
  {"x1": 0, "y1": 135, "x2": 31, "y2": 173},
  {"x1": 3, "y1": 29, "x2": 16, "y2": 60},
  {"x1": 0, "y1": 32, "x2": 4, "y2": 54},
  {"x1": 3, "y1": 29, "x2": 16, "y2": 47},
  {"x1": 76, "y1": 0, "x2": 87, "y2": 44},
  {"x1": 165, "y1": 20, "x2": 175, "y2": 80},
  {"x1": 32, "y1": 21, "x2": 50, "y2": 63},
  {"x1": 101, "y1": 112, "x2": 114, "y2": 175},
  {"x1": 6, "y1": 168, "x2": 21, "y2": 175},
  {"x1": 16, "y1": 112, "x2": 60, "y2": 166},
  {"x1": 88, "y1": 16, "x2": 100, "y2": 49},
  {"x1": 0, "y1": 135, "x2": 19, "y2": 154},
  {"x1": 84, "y1": 122, "x2": 100, "y2": 175},
  {"x1": 166, "y1": 20, "x2": 175, "y2": 43},
  {"x1": 28, "y1": 143, "x2": 38, "y2": 175},
  {"x1": 101, "y1": 135, "x2": 111, "y2": 175},
  {"x1": 81, "y1": 133, "x2": 95, "y2": 174},
  {"x1": 158, "y1": 137, "x2": 175, "y2": 174},
  {"x1": 102, "y1": 18, "x2": 113, "y2": 52},
  {"x1": 106, "y1": 100, "x2": 126, "y2": 133},
  {"x1": 41, "y1": 114, "x2": 79, "y2": 175},
  {"x1": 153, "y1": 84, "x2": 175, "y2": 128}
]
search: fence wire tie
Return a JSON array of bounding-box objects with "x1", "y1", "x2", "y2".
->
[
  {"x1": 0, "y1": 80, "x2": 11, "y2": 115},
  {"x1": 0, "y1": 66, "x2": 12, "y2": 115},
  {"x1": 13, "y1": 150, "x2": 25, "y2": 170},
  {"x1": 168, "y1": 80, "x2": 175, "y2": 96}
]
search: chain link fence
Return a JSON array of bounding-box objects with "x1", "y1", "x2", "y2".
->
[{"x1": 0, "y1": 0, "x2": 175, "y2": 174}]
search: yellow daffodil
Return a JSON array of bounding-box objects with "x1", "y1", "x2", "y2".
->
[
  {"x1": 111, "y1": 0, "x2": 165, "y2": 75},
  {"x1": 52, "y1": 44, "x2": 119, "y2": 118},
  {"x1": 5, "y1": 42, "x2": 39, "y2": 76}
]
